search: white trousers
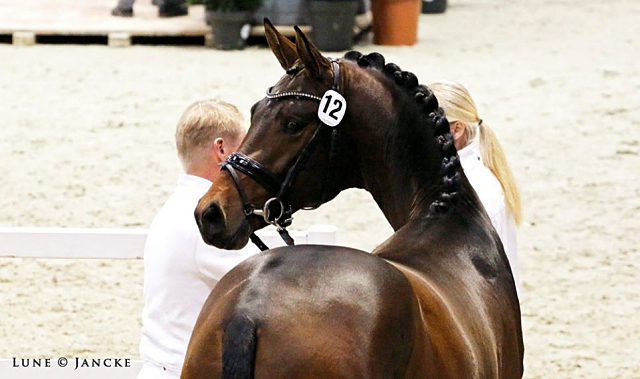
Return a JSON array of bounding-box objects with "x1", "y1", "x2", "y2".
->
[{"x1": 136, "y1": 361, "x2": 180, "y2": 379}]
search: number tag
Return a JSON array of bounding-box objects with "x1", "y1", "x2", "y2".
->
[{"x1": 318, "y1": 90, "x2": 347, "y2": 127}]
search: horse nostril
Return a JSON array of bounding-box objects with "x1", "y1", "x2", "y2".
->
[
  {"x1": 201, "y1": 203, "x2": 225, "y2": 228},
  {"x1": 196, "y1": 203, "x2": 227, "y2": 245}
]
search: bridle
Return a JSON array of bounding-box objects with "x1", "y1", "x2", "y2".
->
[{"x1": 220, "y1": 59, "x2": 344, "y2": 251}]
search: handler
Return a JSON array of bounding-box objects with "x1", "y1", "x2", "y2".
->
[{"x1": 136, "y1": 99, "x2": 251, "y2": 379}]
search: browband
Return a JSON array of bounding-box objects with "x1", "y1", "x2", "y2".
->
[{"x1": 265, "y1": 90, "x2": 322, "y2": 102}]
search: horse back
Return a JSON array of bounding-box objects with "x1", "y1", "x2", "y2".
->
[{"x1": 182, "y1": 245, "x2": 425, "y2": 379}]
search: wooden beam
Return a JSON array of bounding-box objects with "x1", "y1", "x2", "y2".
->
[{"x1": 12, "y1": 31, "x2": 36, "y2": 46}]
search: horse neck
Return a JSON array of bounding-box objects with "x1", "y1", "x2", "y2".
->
[{"x1": 342, "y1": 70, "x2": 445, "y2": 230}]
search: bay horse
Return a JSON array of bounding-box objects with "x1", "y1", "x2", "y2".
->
[{"x1": 183, "y1": 20, "x2": 523, "y2": 379}]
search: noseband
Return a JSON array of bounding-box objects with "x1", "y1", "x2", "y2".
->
[{"x1": 220, "y1": 60, "x2": 343, "y2": 251}]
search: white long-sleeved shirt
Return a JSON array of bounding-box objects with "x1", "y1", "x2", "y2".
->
[
  {"x1": 138, "y1": 174, "x2": 259, "y2": 377},
  {"x1": 458, "y1": 140, "x2": 520, "y2": 292}
]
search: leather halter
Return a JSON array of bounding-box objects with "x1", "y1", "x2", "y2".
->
[{"x1": 220, "y1": 59, "x2": 343, "y2": 251}]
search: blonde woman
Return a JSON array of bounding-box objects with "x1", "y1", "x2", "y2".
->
[{"x1": 430, "y1": 81, "x2": 523, "y2": 292}]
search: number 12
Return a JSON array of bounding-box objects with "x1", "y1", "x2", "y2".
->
[{"x1": 322, "y1": 95, "x2": 343, "y2": 120}]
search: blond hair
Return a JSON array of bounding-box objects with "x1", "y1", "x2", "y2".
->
[
  {"x1": 175, "y1": 99, "x2": 245, "y2": 170},
  {"x1": 429, "y1": 81, "x2": 522, "y2": 225}
]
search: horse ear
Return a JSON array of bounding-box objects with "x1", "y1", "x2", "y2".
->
[
  {"x1": 264, "y1": 18, "x2": 298, "y2": 71},
  {"x1": 294, "y1": 26, "x2": 331, "y2": 79}
]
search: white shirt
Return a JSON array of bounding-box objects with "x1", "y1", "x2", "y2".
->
[
  {"x1": 138, "y1": 174, "x2": 259, "y2": 377},
  {"x1": 458, "y1": 140, "x2": 520, "y2": 292}
]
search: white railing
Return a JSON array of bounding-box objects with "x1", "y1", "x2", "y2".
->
[
  {"x1": 0, "y1": 225, "x2": 338, "y2": 259},
  {"x1": 0, "y1": 225, "x2": 338, "y2": 378}
]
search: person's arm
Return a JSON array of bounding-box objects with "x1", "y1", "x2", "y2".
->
[{"x1": 194, "y1": 238, "x2": 259, "y2": 286}]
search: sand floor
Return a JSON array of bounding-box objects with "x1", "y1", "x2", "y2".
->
[{"x1": 1, "y1": 0, "x2": 639, "y2": 377}]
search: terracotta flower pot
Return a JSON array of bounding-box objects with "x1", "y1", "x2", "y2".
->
[{"x1": 371, "y1": 0, "x2": 421, "y2": 45}]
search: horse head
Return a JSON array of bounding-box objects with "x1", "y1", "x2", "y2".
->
[
  {"x1": 195, "y1": 19, "x2": 455, "y2": 250},
  {"x1": 195, "y1": 20, "x2": 363, "y2": 249}
]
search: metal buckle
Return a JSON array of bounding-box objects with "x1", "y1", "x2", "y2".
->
[{"x1": 262, "y1": 198, "x2": 285, "y2": 225}]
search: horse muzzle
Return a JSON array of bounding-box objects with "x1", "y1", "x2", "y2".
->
[{"x1": 194, "y1": 197, "x2": 251, "y2": 250}]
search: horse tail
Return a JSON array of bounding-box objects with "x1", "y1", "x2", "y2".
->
[{"x1": 222, "y1": 315, "x2": 257, "y2": 379}]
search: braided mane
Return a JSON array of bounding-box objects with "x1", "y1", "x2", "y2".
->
[{"x1": 342, "y1": 51, "x2": 461, "y2": 217}]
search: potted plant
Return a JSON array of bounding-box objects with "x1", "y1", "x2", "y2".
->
[
  {"x1": 205, "y1": 0, "x2": 263, "y2": 50},
  {"x1": 371, "y1": 0, "x2": 421, "y2": 45},
  {"x1": 421, "y1": 0, "x2": 447, "y2": 14},
  {"x1": 308, "y1": 0, "x2": 358, "y2": 51},
  {"x1": 253, "y1": 0, "x2": 310, "y2": 25}
]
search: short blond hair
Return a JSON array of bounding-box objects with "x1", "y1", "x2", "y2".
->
[{"x1": 175, "y1": 99, "x2": 245, "y2": 169}]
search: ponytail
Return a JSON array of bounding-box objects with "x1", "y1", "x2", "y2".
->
[
  {"x1": 429, "y1": 80, "x2": 523, "y2": 225},
  {"x1": 478, "y1": 122, "x2": 522, "y2": 225}
]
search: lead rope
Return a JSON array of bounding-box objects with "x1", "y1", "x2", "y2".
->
[{"x1": 250, "y1": 233, "x2": 270, "y2": 251}]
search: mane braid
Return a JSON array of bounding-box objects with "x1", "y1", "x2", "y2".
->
[{"x1": 343, "y1": 51, "x2": 462, "y2": 217}]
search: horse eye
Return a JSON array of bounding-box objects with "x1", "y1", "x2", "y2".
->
[{"x1": 285, "y1": 121, "x2": 303, "y2": 133}]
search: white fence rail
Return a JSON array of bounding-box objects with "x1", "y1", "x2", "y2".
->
[
  {"x1": 0, "y1": 225, "x2": 338, "y2": 378},
  {"x1": 0, "y1": 225, "x2": 338, "y2": 259}
]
